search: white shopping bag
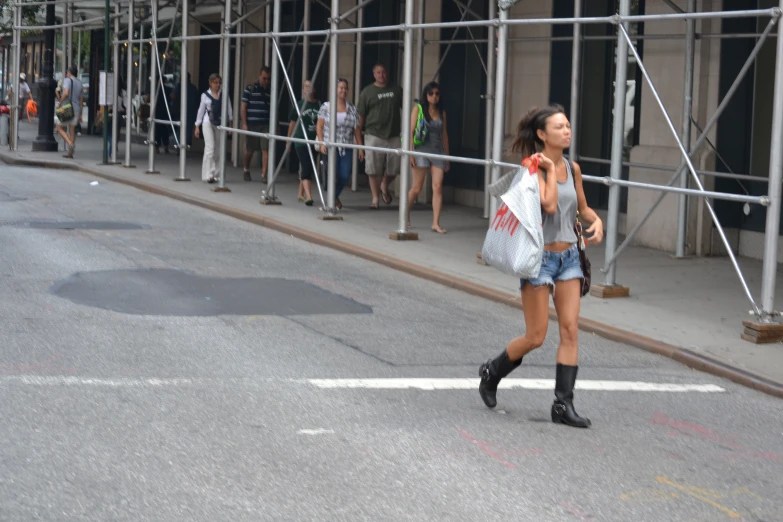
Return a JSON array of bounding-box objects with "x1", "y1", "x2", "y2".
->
[{"x1": 481, "y1": 163, "x2": 543, "y2": 279}]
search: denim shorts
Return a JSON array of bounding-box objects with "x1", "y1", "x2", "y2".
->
[{"x1": 520, "y1": 244, "x2": 584, "y2": 289}]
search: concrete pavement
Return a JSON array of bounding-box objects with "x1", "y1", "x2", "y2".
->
[
  {"x1": 2, "y1": 120, "x2": 783, "y2": 397},
  {"x1": 1, "y1": 165, "x2": 782, "y2": 521}
]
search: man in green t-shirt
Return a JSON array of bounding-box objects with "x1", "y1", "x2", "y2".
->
[
  {"x1": 287, "y1": 80, "x2": 321, "y2": 206},
  {"x1": 357, "y1": 63, "x2": 403, "y2": 209}
]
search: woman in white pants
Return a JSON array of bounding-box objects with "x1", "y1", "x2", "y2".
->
[{"x1": 194, "y1": 74, "x2": 233, "y2": 183}]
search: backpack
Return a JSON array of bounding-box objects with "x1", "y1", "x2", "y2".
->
[{"x1": 206, "y1": 91, "x2": 221, "y2": 126}]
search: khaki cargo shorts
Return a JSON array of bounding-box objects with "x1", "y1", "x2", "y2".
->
[
  {"x1": 364, "y1": 134, "x2": 401, "y2": 177},
  {"x1": 246, "y1": 123, "x2": 269, "y2": 152}
]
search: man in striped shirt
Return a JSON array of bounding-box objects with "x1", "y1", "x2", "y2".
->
[{"x1": 241, "y1": 67, "x2": 271, "y2": 182}]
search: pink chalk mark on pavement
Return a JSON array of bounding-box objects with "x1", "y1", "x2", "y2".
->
[
  {"x1": 560, "y1": 501, "x2": 591, "y2": 521},
  {"x1": 457, "y1": 430, "x2": 519, "y2": 469},
  {"x1": 652, "y1": 412, "x2": 783, "y2": 464}
]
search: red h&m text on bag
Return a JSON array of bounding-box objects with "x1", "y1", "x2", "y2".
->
[{"x1": 491, "y1": 203, "x2": 520, "y2": 237}]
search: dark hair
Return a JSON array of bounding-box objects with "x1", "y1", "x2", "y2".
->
[
  {"x1": 259, "y1": 66, "x2": 271, "y2": 75},
  {"x1": 511, "y1": 104, "x2": 567, "y2": 156},
  {"x1": 419, "y1": 81, "x2": 442, "y2": 123},
  {"x1": 372, "y1": 63, "x2": 387, "y2": 72},
  {"x1": 68, "y1": 66, "x2": 78, "y2": 77}
]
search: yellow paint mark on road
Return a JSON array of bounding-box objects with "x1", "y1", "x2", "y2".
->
[
  {"x1": 656, "y1": 477, "x2": 743, "y2": 519},
  {"x1": 619, "y1": 489, "x2": 679, "y2": 502}
]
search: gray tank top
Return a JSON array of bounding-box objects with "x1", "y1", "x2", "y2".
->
[
  {"x1": 418, "y1": 116, "x2": 443, "y2": 152},
  {"x1": 541, "y1": 160, "x2": 577, "y2": 245}
]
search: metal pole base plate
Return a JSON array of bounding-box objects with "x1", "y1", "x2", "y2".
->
[
  {"x1": 389, "y1": 231, "x2": 419, "y2": 241},
  {"x1": 742, "y1": 320, "x2": 783, "y2": 344},
  {"x1": 144, "y1": 170, "x2": 160, "y2": 175},
  {"x1": 122, "y1": 164, "x2": 136, "y2": 168},
  {"x1": 173, "y1": 178, "x2": 191, "y2": 182},
  {"x1": 259, "y1": 199, "x2": 282, "y2": 205},
  {"x1": 318, "y1": 215, "x2": 343, "y2": 221},
  {"x1": 212, "y1": 187, "x2": 232, "y2": 193},
  {"x1": 590, "y1": 284, "x2": 631, "y2": 299}
]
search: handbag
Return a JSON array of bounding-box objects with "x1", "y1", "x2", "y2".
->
[
  {"x1": 481, "y1": 157, "x2": 544, "y2": 279},
  {"x1": 568, "y1": 160, "x2": 591, "y2": 297}
]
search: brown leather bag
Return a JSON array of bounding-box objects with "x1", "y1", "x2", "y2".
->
[{"x1": 568, "y1": 160, "x2": 591, "y2": 297}]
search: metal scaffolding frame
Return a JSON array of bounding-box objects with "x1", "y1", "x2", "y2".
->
[{"x1": 7, "y1": 0, "x2": 783, "y2": 326}]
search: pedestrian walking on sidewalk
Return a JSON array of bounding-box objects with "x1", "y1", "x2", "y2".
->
[
  {"x1": 406, "y1": 81, "x2": 450, "y2": 234},
  {"x1": 478, "y1": 105, "x2": 604, "y2": 428},
  {"x1": 356, "y1": 63, "x2": 402, "y2": 209},
  {"x1": 194, "y1": 74, "x2": 233, "y2": 183},
  {"x1": 286, "y1": 80, "x2": 321, "y2": 206},
  {"x1": 56, "y1": 67, "x2": 84, "y2": 159},
  {"x1": 241, "y1": 67, "x2": 272, "y2": 182},
  {"x1": 316, "y1": 78, "x2": 362, "y2": 210}
]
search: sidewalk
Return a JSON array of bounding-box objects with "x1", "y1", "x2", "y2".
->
[{"x1": 3, "y1": 120, "x2": 783, "y2": 397}]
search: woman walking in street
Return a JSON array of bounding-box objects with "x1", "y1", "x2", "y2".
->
[
  {"x1": 194, "y1": 74, "x2": 233, "y2": 183},
  {"x1": 406, "y1": 82, "x2": 449, "y2": 233},
  {"x1": 316, "y1": 78, "x2": 363, "y2": 210},
  {"x1": 478, "y1": 105, "x2": 604, "y2": 428}
]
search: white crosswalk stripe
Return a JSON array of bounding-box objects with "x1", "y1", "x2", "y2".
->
[
  {"x1": 307, "y1": 378, "x2": 726, "y2": 393},
  {"x1": 1, "y1": 376, "x2": 726, "y2": 393}
]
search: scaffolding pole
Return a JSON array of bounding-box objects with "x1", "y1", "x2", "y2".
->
[
  {"x1": 302, "y1": 0, "x2": 311, "y2": 81},
  {"x1": 326, "y1": 0, "x2": 339, "y2": 214},
  {"x1": 482, "y1": 0, "x2": 496, "y2": 219},
  {"x1": 177, "y1": 0, "x2": 190, "y2": 180},
  {"x1": 124, "y1": 0, "x2": 135, "y2": 167},
  {"x1": 137, "y1": 23, "x2": 144, "y2": 132},
  {"x1": 675, "y1": 0, "x2": 697, "y2": 258},
  {"x1": 489, "y1": 3, "x2": 509, "y2": 221},
  {"x1": 569, "y1": 0, "x2": 582, "y2": 163},
  {"x1": 351, "y1": 2, "x2": 363, "y2": 193},
  {"x1": 217, "y1": 0, "x2": 232, "y2": 191},
  {"x1": 414, "y1": 0, "x2": 425, "y2": 97},
  {"x1": 146, "y1": 0, "x2": 159, "y2": 174},
  {"x1": 111, "y1": 2, "x2": 120, "y2": 164},
  {"x1": 264, "y1": 0, "x2": 281, "y2": 200},
  {"x1": 602, "y1": 0, "x2": 630, "y2": 288},
  {"x1": 11, "y1": 2, "x2": 20, "y2": 151},
  {"x1": 232, "y1": 0, "x2": 243, "y2": 167},
  {"x1": 760, "y1": 0, "x2": 783, "y2": 319},
  {"x1": 264, "y1": 3, "x2": 271, "y2": 66},
  {"x1": 395, "y1": 0, "x2": 415, "y2": 236}
]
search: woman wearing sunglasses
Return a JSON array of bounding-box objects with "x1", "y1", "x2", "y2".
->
[{"x1": 406, "y1": 81, "x2": 450, "y2": 234}]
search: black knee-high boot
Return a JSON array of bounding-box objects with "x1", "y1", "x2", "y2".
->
[
  {"x1": 478, "y1": 350, "x2": 522, "y2": 408},
  {"x1": 551, "y1": 363, "x2": 591, "y2": 428}
]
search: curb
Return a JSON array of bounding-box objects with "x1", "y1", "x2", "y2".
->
[{"x1": 3, "y1": 151, "x2": 783, "y2": 399}]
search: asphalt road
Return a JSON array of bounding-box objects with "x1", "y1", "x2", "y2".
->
[{"x1": 1, "y1": 166, "x2": 782, "y2": 522}]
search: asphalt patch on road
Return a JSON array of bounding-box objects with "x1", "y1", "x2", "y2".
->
[{"x1": 51, "y1": 269, "x2": 373, "y2": 316}]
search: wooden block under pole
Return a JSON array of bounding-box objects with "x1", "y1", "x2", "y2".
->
[
  {"x1": 389, "y1": 231, "x2": 419, "y2": 241},
  {"x1": 590, "y1": 284, "x2": 631, "y2": 299},
  {"x1": 742, "y1": 320, "x2": 783, "y2": 344}
]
